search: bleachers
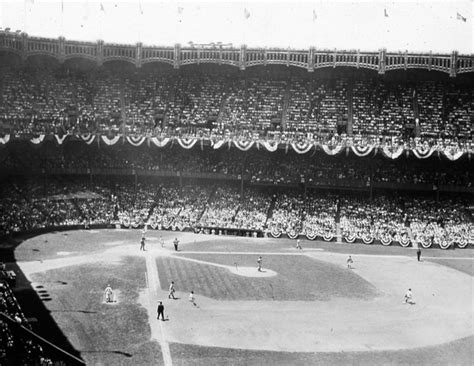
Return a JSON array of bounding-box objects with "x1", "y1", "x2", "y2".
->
[
  {"x1": 1, "y1": 66, "x2": 472, "y2": 143},
  {"x1": 0, "y1": 281, "x2": 52, "y2": 364},
  {"x1": 352, "y1": 80, "x2": 414, "y2": 137},
  {"x1": 0, "y1": 174, "x2": 471, "y2": 248}
]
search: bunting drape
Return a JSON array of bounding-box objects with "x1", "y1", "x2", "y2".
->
[{"x1": 0, "y1": 134, "x2": 470, "y2": 160}]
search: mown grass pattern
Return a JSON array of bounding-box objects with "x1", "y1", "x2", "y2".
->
[{"x1": 157, "y1": 254, "x2": 378, "y2": 301}]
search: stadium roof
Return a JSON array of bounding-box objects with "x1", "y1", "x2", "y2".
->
[{"x1": 0, "y1": 0, "x2": 472, "y2": 54}]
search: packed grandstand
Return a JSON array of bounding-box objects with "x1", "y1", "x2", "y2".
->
[
  {"x1": 0, "y1": 43, "x2": 472, "y2": 250},
  {"x1": 0, "y1": 23, "x2": 473, "y2": 365}
]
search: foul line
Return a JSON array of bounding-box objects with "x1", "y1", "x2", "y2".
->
[
  {"x1": 146, "y1": 253, "x2": 173, "y2": 366},
  {"x1": 174, "y1": 251, "x2": 474, "y2": 260},
  {"x1": 174, "y1": 251, "x2": 320, "y2": 256}
]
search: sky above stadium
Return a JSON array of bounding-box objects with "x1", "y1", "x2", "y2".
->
[{"x1": 0, "y1": 0, "x2": 472, "y2": 54}]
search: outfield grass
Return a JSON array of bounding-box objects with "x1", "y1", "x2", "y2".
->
[
  {"x1": 10, "y1": 230, "x2": 473, "y2": 365},
  {"x1": 170, "y1": 335, "x2": 474, "y2": 366},
  {"x1": 13, "y1": 230, "x2": 473, "y2": 263},
  {"x1": 157, "y1": 254, "x2": 378, "y2": 301},
  {"x1": 425, "y1": 258, "x2": 474, "y2": 276},
  {"x1": 179, "y1": 237, "x2": 474, "y2": 259},
  {"x1": 30, "y1": 256, "x2": 163, "y2": 365}
]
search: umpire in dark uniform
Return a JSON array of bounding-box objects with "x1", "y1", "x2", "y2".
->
[
  {"x1": 417, "y1": 248, "x2": 421, "y2": 262},
  {"x1": 173, "y1": 237, "x2": 179, "y2": 251},
  {"x1": 157, "y1": 301, "x2": 165, "y2": 320}
]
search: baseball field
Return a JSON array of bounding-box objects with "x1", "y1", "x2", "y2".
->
[{"x1": 11, "y1": 229, "x2": 474, "y2": 365}]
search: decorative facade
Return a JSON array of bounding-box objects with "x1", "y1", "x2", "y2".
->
[{"x1": 1, "y1": 32, "x2": 473, "y2": 76}]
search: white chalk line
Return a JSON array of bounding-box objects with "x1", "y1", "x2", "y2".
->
[{"x1": 145, "y1": 253, "x2": 173, "y2": 366}]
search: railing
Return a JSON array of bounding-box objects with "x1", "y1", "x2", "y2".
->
[
  {"x1": 0, "y1": 310, "x2": 86, "y2": 365},
  {"x1": 0, "y1": 32, "x2": 473, "y2": 76}
]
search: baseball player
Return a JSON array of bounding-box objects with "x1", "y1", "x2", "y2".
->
[
  {"x1": 168, "y1": 281, "x2": 176, "y2": 299},
  {"x1": 104, "y1": 284, "x2": 113, "y2": 303},
  {"x1": 189, "y1": 291, "x2": 197, "y2": 307},
  {"x1": 404, "y1": 288, "x2": 414, "y2": 304},
  {"x1": 347, "y1": 255, "x2": 353, "y2": 269},
  {"x1": 296, "y1": 239, "x2": 302, "y2": 250}
]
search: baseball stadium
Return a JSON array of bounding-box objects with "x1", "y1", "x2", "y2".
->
[{"x1": 0, "y1": 1, "x2": 473, "y2": 365}]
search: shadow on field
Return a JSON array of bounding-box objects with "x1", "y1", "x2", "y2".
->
[
  {"x1": 50, "y1": 309, "x2": 98, "y2": 314},
  {"x1": 0, "y1": 232, "x2": 85, "y2": 365},
  {"x1": 81, "y1": 350, "x2": 133, "y2": 357}
]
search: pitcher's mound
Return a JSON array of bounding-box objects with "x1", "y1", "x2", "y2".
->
[{"x1": 228, "y1": 267, "x2": 277, "y2": 277}]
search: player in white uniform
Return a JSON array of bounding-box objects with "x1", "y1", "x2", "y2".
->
[
  {"x1": 104, "y1": 284, "x2": 113, "y2": 303},
  {"x1": 296, "y1": 239, "x2": 302, "y2": 250},
  {"x1": 168, "y1": 281, "x2": 176, "y2": 299},
  {"x1": 404, "y1": 288, "x2": 414, "y2": 304},
  {"x1": 189, "y1": 291, "x2": 197, "y2": 306}
]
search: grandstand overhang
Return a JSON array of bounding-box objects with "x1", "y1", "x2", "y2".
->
[{"x1": 0, "y1": 32, "x2": 473, "y2": 76}]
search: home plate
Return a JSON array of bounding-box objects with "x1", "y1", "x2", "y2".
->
[{"x1": 228, "y1": 267, "x2": 277, "y2": 277}]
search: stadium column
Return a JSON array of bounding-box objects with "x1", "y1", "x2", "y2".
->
[
  {"x1": 346, "y1": 76, "x2": 354, "y2": 135},
  {"x1": 369, "y1": 164, "x2": 373, "y2": 201},
  {"x1": 43, "y1": 142, "x2": 48, "y2": 197},
  {"x1": 449, "y1": 52, "x2": 458, "y2": 78}
]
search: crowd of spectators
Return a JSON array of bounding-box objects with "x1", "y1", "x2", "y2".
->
[
  {"x1": 143, "y1": 185, "x2": 212, "y2": 229},
  {"x1": 352, "y1": 80, "x2": 415, "y2": 138},
  {"x1": 0, "y1": 177, "x2": 471, "y2": 247},
  {"x1": 1, "y1": 65, "x2": 471, "y2": 144},
  {"x1": 301, "y1": 194, "x2": 338, "y2": 237},
  {"x1": 199, "y1": 186, "x2": 241, "y2": 228},
  {"x1": 220, "y1": 77, "x2": 285, "y2": 131},
  {"x1": 338, "y1": 194, "x2": 472, "y2": 246},
  {"x1": 372, "y1": 158, "x2": 472, "y2": 187},
  {"x1": 339, "y1": 196, "x2": 406, "y2": 240},
  {"x1": 170, "y1": 186, "x2": 212, "y2": 228},
  {"x1": 405, "y1": 197, "x2": 472, "y2": 247},
  {"x1": 286, "y1": 78, "x2": 348, "y2": 136},
  {"x1": 267, "y1": 192, "x2": 304, "y2": 234},
  {"x1": 3, "y1": 142, "x2": 471, "y2": 189},
  {"x1": 232, "y1": 189, "x2": 271, "y2": 231},
  {"x1": 0, "y1": 281, "x2": 52, "y2": 365}
]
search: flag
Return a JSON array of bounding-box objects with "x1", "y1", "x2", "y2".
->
[
  {"x1": 384, "y1": 8, "x2": 389, "y2": 17},
  {"x1": 244, "y1": 8, "x2": 250, "y2": 19},
  {"x1": 139, "y1": 1, "x2": 143, "y2": 15},
  {"x1": 177, "y1": 6, "x2": 184, "y2": 14},
  {"x1": 312, "y1": 9, "x2": 317, "y2": 21},
  {"x1": 456, "y1": 12, "x2": 466, "y2": 22},
  {"x1": 61, "y1": 0, "x2": 63, "y2": 13},
  {"x1": 100, "y1": 3, "x2": 105, "y2": 13}
]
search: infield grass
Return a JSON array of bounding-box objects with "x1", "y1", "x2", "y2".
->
[
  {"x1": 157, "y1": 254, "x2": 379, "y2": 301},
  {"x1": 11, "y1": 230, "x2": 474, "y2": 365},
  {"x1": 425, "y1": 258, "x2": 474, "y2": 276}
]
